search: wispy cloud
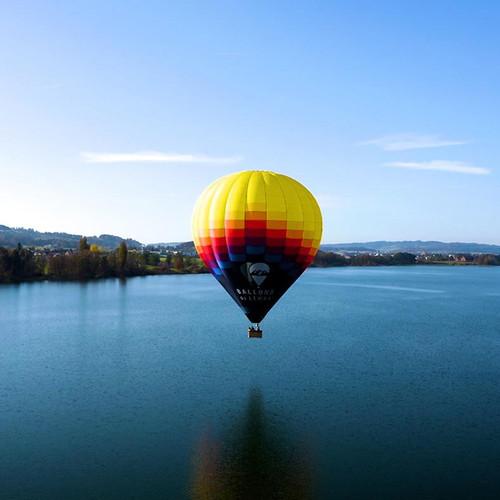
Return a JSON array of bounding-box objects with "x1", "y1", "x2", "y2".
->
[
  {"x1": 385, "y1": 160, "x2": 491, "y2": 175},
  {"x1": 362, "y1": 134, "x2": 468, "y2": 151},
  {"x1": 81, "y1": 151, "x2": 242, "y2": 164},
  {"x1": 316, "y1": 194, "x2": 347, "y2": 210}
]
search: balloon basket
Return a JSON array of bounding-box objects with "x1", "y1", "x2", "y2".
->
[{"x1": 248, "y1": 325, "x2": 263, "y2": 339}]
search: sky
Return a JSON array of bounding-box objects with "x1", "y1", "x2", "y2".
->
[{"x1": 1, "y1": 1, "x2": 499, "y2": 244}]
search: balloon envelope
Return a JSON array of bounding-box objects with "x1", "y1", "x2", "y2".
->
[{"x1": 192, "y1": 170, "x2": 322, "y2": 323}]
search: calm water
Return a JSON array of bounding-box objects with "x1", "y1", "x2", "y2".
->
[{"x1": 1, "y1": 267, "x2": 500, "y2": 499}]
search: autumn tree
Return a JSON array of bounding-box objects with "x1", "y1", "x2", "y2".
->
[
  {"x1": 117, "y1": 241, "x2": 128, "y2": 274},
  {"x1": 172, "y1": 253, "x2": 184, "y2": 272},
  {"x1": 79, "y1": 237, "x2": 90, "y2": 252}
]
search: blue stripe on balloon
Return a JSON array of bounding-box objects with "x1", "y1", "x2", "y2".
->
[
  {"x1": 228, "y1": 253, "x2": 246, "y2": 262},
  {"x1": 265, "y1": 254, "x2": 282, "y2": 263},
  {"x1": 246, "y1": 245, "x2": 265, "y2": 255}
]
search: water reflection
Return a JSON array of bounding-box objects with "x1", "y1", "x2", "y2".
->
[
  {"x1": 78, "y1": 282, "x2": 89, "y2": 334},
  {"x1": 191, "y1": 388, "x2": 312, "y2": 500},
  {"x1": 117, "y1": 277, "x2": 128, "y2": 333}
]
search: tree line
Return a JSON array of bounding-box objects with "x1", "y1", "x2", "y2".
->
[
  {"x1": 0, "y1": 238, "x2": 207, "y2": 284},
  {"x1": 312, "y1": 250, "x2": 500, "y2": 267},
  {"x1": 1, "y1": 242, "x2": 499, "y2": 284},
  {"x1": 312, "y1": 251, "x2": 418, "y2": 267}
]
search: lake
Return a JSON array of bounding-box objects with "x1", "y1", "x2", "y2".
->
[{"x1": 1, "y1": 266, "x2": 500, "y2": 499}]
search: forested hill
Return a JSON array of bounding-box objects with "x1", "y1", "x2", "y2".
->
[
  {"x1": 150, "y1": 240, "x2": 500, "y2": 255},
  {"x1": 0, "y1": 225, "x2": 141, "y2": 250},
  {"x1": 2, "y1": 224, "x2": 499, "y2": 255},
  {"x1": 321, "y1": 240, "x2": 500, "y2": 254}
]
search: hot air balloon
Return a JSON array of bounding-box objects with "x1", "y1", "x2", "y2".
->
[{"x1": 192, "y1": 170, "x2": 322, "y2": 336}]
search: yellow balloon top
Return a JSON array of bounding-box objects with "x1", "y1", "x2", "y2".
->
[{"x1": 192, "y1": 170, "x2": 322, "y2": 273}]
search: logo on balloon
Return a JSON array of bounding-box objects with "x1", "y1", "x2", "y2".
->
[{"x1": 243, "y1": 262, "x2": 270, "y2": 286}]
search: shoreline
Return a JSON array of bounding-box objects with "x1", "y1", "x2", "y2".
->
[{"x1": 2, "y1": 262, "x2": 498, "y2": 286}]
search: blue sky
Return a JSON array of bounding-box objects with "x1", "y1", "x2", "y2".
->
[{"x1": 1, "y1": 1, "x2": 499, "y2": 243}]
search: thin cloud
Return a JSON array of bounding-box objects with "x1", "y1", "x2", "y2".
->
[
  {"x1": 316, "y1": 194, "x2": 346, "y2": 210},
  {"x1": 385, "y1": 160, "x2": 491, "y2": 175},
  {"x1": 362, "y1": 134, "x2": 468, "y2": 151},
  {"x1": 81, "y1": 151, "x2": 242, "y2": 164}
]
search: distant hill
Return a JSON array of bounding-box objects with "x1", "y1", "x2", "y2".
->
[
  {"x1": 150, "y1": 240, "x2": 500, "y2": 255},
  {"x1": 2, "y1": 225, "x2": 498, "y2": 255},
  {"x1": 0, "y1": 225, "x2": 142, "y2": 250},
  {"x1": 146, "y1": 241, "x2": 198, "y2": 256},
  {"x1": 321, "y1": 240, "x2": 500, "y2": 254}
]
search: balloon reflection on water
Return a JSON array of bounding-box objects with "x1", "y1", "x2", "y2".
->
[{"x1": 191, "y1": 388, "x2": 312, "y2": 500}]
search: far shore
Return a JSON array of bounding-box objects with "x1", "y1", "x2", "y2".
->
[
  {"x1": 1, "y1": 240, "x2": 498, "y2": 285},
  {"x1": 1, "y1": 261, "x2": 498, "y2": 286}
]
